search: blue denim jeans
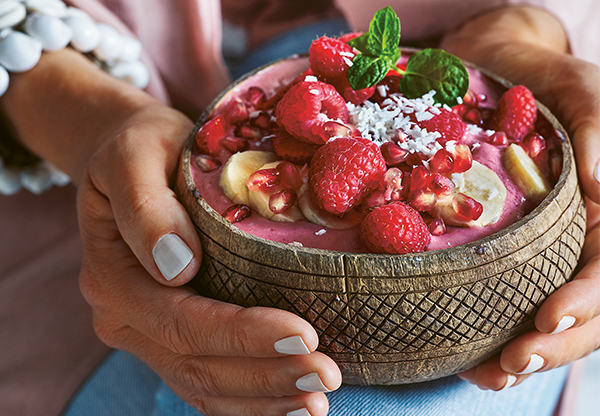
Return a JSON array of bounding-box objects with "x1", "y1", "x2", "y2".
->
[{"x1": 63, "y1": 349, "x2": 568, "y2": 416}]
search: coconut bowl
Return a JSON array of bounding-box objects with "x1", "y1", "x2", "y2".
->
[{"x1": 175, "y1": 54, "x2": 586, "y2": 385}]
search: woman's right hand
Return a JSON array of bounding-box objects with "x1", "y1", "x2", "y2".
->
[{"x1": 77, "y1": 103, "x2": 342, "y2": 416}]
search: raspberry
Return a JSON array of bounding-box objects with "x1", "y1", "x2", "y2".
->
[
  {"x1": 489, "y1": 85, "x2": 537, "y2": 141},
  {"x1": 418, "y1": 108, "x2": 466, "y2": 144},
  {"x1": 360, "y1": 202, "x2": 431, "y2": 254},
  {"x1": 338, "y1": 32, "x2": 362, "y2": 44},
  {"x1": 271, "y1": 126, "x2": 320, "y2": 164},
  {"x1": 333, "y1": 76, "x2": 375, "y2": 105},
  {"x1": 309, "y1": 36, "x2": 355, "y2": 80},
  {"x1": 275, "y1": 80, "x2": 348, "y2": 144},
  {"x1": 309, "y1": 137, "x2": 386, "y2": 215}
]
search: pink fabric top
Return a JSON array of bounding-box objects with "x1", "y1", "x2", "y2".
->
[{"x1": 1, "y1": 1, "x2": 597, "y2": 415}]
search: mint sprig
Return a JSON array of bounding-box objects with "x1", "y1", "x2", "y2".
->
[{"x1": 347, "y1": 7, "x2": 469, "y2": 107}]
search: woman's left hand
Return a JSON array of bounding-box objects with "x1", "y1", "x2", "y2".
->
[{"x1": 440, "y1": 5, "x2": 600, "y2": 390}]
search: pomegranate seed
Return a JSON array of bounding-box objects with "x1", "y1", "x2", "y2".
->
[
  {"x1": 393, "y1": 129, "x2": 409, "y2": 143},
  {"x1": 452, "y1": 104, "x2": 467, "y2": 118},
  {"x1": 381, "y1": 142, "x2": 409, "y2": 166},
  {"x1": 428, "y1": 218, "x2": 447, "y2": 236},
  {"x1": 463, "y1": 90, "x2": 479, "y2": 107},
  {"x1": 430, "y1": 149, "x2": 454, "y2": 174},
  {"x1": 452, "y1": 193, "x2": 483, "y2": 221},
  {"x1": 522, "y1": 132, "x2": 546, "y2": 158},
  {"x1": 276, "y1": 161, "x2": 302, "y2": 190},
  {"x1": 452, "y1": 144, "x2": 473, "y2": 173},
  {"x1": 428, "y1": 173, "x2": 455, "y2": 196},
  {"x1": 246, "y1": 168, "x2": 280, "y2": 191},
  {"x1": 463, "y1": 108, "x2": 483, "y2": 126},
  {"x1": 319, "y1": 121, "x2": 356, "y2": 141},
  {"x1": 250, "y1": 111, "x2": 271, "y2": 130},
  {"x1": 549, "y1": 148, "x2": 562, "y2": 181},
  {"x1": 410, "y1": 165, "x2": 430, "y2": 192},
  {"x1": 196, "y1": 115, "x2": 227, "y2": 156},
  {"x1": 269, "y1": 188, "x2": 297, "y2": 214},
  {"x1": 478, "y1": 93, "x2": 487, "y2": 103},
  {"x1": 363, "y1": 190, "x2": 387, "y2": 210},
  {"x1": 235, "y1": 123, "x2": 263, "y2": 141},
  {"x1": 488, "y1": 131, "x2": 508, "y2": 146},
  {"x1": 195, "y1": 154, "x2": 221, "y2": 172},
  {"x1": 410, "y1": 189, "x2": 437, "y2": 211},
  {"x1": 244, "y1": 86, "x2": 266, "y2": 108},
  {"x1": 405, "y1": 152, "x2": 425, "y2": 167},
  {"x1": 223, "y1": 204, "x2": 251, "y2": 223},
  {"x1": 383, "y1": 168, "x2": 403, "y2": 200},
  {"x1": 223, "y1": 98, "x2": 249, "y2": 124},
  {"x1": 221, "y1": 136, "x2": 249, "y2": 153}
]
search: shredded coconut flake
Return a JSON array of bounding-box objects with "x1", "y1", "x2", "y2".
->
[
  {"x1": 304, "y1": 75, "x2": 318, "y2": 82},
  {"x1": 289, "y1": 241, "x2": 303, "y2": 247},
  {"x1": 315, "y1": 229, "x2": 327, "y2": 236},
  {"x1": 342, "y1": 57, "x2": 354, "y2": 67},
  {"x1": 309, "y1": 88, "x2": 320, "y2": 95}
]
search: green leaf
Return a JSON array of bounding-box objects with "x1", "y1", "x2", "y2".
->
[
  {"x1": 348, "y1": 55, "x2": 389, "y2": 91},
  {"x1": 347, "y1": 32, "x2": 369, "y2": 53},
  {"x1": 400, "y1": 48, "x2": 469, "y2": 106},
  {"x1": 367, "y1": 6, "x2": 401, "y2": 57}
]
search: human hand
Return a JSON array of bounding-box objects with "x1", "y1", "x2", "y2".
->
[
  {"x1": 440, "y1": 6, "x2": 600, "y2": 389},
  {"x1": 77, "y1": 104, "x2": 342, "y2": 415}
]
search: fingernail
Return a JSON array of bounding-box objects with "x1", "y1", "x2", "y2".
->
[
  {"x1": 152, "y1": 233, "x2": 193, "y2": 281},
  {"x1": 500, "y1": 374, "x2": 517, "y2": 390},
  {"x1": 296, "y1": 373, "x2": 330, "y2": 393},
  {"x1": 550, "y1": 315, "x2": 576, "y2": 334},
  {"x1": 516, "y1": 353, "x2": 545, "y2": 374},
  {"x1": 287, "y1": 409, "x2": 311, "y2": 416},
  {"x1": 594, "y1": 159, "x2": 600, "y2": 184},
  {"x1": 274, "y1": 336, "x2": 311, "y2": 355}
]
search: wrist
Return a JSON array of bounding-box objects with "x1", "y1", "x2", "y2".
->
[{"x1": 0, "y1": 48, "x2": 156, "y2": 181}]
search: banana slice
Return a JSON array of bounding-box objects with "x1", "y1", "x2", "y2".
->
[
  {"x1": 297, "y1": 184, "x2": 363, "y2": 229},
  {"x1": 219, "y1": 150, "x2": 278, "y2": 205},
  {"x1": 431, "y1": 161, "x2": 507, "y2": 227},
  {"x1": 247, "y1": 161, "x2": 305, "y2": 222},
  {"x1": 503, "y1": 143, "x2": 549, "y2": 202}
]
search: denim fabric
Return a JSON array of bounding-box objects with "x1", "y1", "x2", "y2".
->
[
  {"x1": 151, "y1": 364, "x2": 568, "y2": 416},
  {"x1": 62, "y1": 350, "x2": 161, "y2": 416}
]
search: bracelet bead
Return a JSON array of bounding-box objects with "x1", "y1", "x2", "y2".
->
[{"x1": 0, "y1": 0, "x2": 151, "y2": 195}]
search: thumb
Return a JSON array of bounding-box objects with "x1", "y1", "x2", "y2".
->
[{"x1": 86, "y1": 105, "x2": 202, "y2": 286}]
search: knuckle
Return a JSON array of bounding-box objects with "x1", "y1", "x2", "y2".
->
[
  {"x1": 248, "y1": 368, "x2": 280, "y2": 397},
  {"x1": 156, "y1": 300, "x2": 200, "y2": 355},
  {"x1": 176, "y1": 357, "x2": 221, "y2": 397},
  {"x1": 92, "y1": 317, "x2": 123, "y2": 348}
]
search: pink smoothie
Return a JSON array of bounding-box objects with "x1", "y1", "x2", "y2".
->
[{"x1": 191, "y1": 56, "x2": 556, "y2": 253}]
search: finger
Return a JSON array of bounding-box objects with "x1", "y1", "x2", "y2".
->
[
  {"x1": 87, "y1": 105, "x2": 202, "y2": 286},
  {"x1": 458, "y1": 355, "x2": 529, "y2": 391},
  {"x1": 170, "y1": 384, "x2": 330, "y2": 416},
  {"x1": 534, "y1": 201, "x2": 600, "y2": 334},
  {"x1": 500, "y1": 315, "x2": 600, "y2": 376},
  {"x1": 114, "y1": 326, "x2": 341, "y2": 399}
]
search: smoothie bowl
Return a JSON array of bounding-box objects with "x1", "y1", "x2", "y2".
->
[{"x1": 175, "y1": 11, "x2": 585, "y2": 385}]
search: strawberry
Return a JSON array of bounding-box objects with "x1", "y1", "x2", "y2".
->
[
  {"x1": 275, "y1": 80, "x2": 348, "y2": 144},
  {"x1": 309, "y1": 36, "x2": 356, "y2": 81},
  {"x1": 489, "y1": 85, "x2": 537, "y2": 141},
  {"x1": 196, "y1": 115, "x2": 227, "y2": 156},
  {"x1": 271, "y1": 126, "x2": 320, "y2": 164},
  {"x1": 360, "y1": 201, "x2": 431, "y2": 254},
  {"x1": 417, "y1": 108, "x2": 466, "y2": 144},
  {"x1": 309, "y1": 137, "x2": 386, "y2": 215}
]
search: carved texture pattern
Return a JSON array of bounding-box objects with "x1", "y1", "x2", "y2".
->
[{"x1": 196, "y1": 199, "x2": 585, "y2": 356}]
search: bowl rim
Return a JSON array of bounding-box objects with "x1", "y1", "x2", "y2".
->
[{"x1": 180, "y1": 50, "x2": 576, "y2": 267}]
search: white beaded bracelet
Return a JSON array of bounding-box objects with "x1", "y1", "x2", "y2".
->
[{"x1": 0, "y1": 0, "x2": 151, "y2": 195}]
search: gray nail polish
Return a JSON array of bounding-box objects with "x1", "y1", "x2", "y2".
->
[
  {"x1": 516, "y1": 354, "x2": 545, "y2": 374},
  {"x1": 287, "y1": 409, "x2": 311, "y2": 416},
  {"x1": 500, "y1": 374, "x2": 517, "y2": 390},
  {"x1": 152, "y1": 233, "x2": 193, "y2": 281},
  {"x1": 295, "y1": 373, "x2": 330, "y2": 393},
  {"x1": 274, "y1": 336, "x2": 311, "y2": 355},
  {"x1": 550, "y1": 315, "x2": 576, "y2": 334}
]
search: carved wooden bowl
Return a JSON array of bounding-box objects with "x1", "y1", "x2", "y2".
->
[{"x1": 175, "y1": 56, "x2": 586, "y2": 385}]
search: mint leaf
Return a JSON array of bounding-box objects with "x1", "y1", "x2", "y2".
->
[
  {"x1": 367, "y1": 6, "x2": 401, "y2": 57},
  {"x1": 347, "y1": 32, "x2": 369, "y2": 52},
  {"x1": 399, "y1": 48, "x2": 469, "y2": 106},
  {"x1": 348, "y1": 54, "x2": 389, "y2": 90}
]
